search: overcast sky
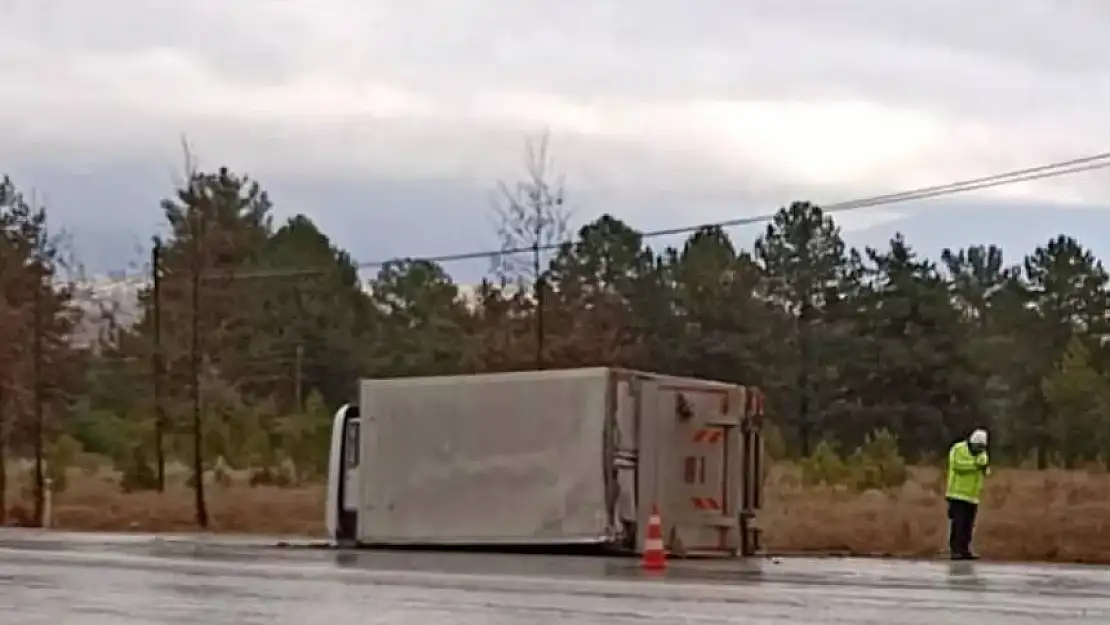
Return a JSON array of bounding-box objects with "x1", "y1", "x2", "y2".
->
[{"x1": 3, "y1": 0, "x2": 1110, "y2": 280}]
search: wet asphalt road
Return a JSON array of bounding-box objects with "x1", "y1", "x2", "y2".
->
[{"x1": 1, "y1": 531, "x2": 1109, "y2": 624}]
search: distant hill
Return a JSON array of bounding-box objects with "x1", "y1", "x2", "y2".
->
[{"x1": 71, "y1": 275, "x2": 146, "y2": 348}]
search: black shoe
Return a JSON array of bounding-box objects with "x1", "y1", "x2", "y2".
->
[{"x1": 950, "y1": 552, "x2": 980, "y2": 561}]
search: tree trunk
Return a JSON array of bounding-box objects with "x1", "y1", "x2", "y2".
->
[
  {"x1": 32, "y1": 276, "x2": 45, "y2": 527},
  {"x1": 0, "y1": 382, "x2": 6, "y2": 526}
]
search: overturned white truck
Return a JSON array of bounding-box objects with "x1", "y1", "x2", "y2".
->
[{"x1": 325, "y1": 367, "x2": 767, "y2": 557}]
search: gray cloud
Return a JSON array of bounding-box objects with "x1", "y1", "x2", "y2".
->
[{"x1": 3, "y1": 0, "x2": 1110, "y2": 278}]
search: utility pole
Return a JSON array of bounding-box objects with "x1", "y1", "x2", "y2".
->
[
  {"x1": 151, "y1": 237, "x2": 166, "y2": 492},
  {"x1": 293, "y1": 343, "x2": 304, "y2": 410},
  {"x1": 31, "y1": 259, "x2": 45, "y2": 527},
  {"x1": 0, "y1": 261, "x2": 9, "y2": 525},
  {"x1": 796, "y1": 294, "x2": 814, "y2": 458},
  {"x1": 0, "y1": 377, "x2": 7, "y2": 527},
  {"x1": 532, "y1": 229, "x2": 544, "y2": 370},
  {"x1": 189, "y1": 211, "x2": 208, "y2": 528}
]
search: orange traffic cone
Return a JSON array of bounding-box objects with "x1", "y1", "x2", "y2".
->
[{"x1": 642, "y1": 503, "x2": 666, "y2": 571}]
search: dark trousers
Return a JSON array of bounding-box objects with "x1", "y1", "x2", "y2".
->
[{"x1": 946, "y1": 498, "x2": 978, "y2": 556}]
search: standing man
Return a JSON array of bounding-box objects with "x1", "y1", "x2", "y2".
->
[{"x1": 946, "y1": 428, "x2": 990, "y2": 560}]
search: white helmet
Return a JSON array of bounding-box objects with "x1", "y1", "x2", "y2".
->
[{"x1": 969, "y1": 429, "x2": 988, "y2": 446}]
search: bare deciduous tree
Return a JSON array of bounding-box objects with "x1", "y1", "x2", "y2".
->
[{"x1": 490, "y1": 130, "x2": 572, "y2": 368}]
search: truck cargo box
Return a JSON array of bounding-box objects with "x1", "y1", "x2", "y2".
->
[{"x1": 325, "y1": 367, "x2": 766, "y2": 557}]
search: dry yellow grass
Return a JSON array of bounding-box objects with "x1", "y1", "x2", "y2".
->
[
  {"x1": 762, "y1": 463, "x2": 1110, "y2": 563},
  {"x1": 11, "y1": 462, "x2": 1110, "y2": 563},
  {"x1": 6, "y1": 468, "x2": 327, "y2": 538}
]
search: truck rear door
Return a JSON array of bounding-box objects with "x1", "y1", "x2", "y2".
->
[{"x1": 639, "y1": 380, "x2": 751, "y2": 556}]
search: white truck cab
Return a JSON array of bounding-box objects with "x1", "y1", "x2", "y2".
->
[{"x1": 325, "y1": 403, "x2": 360, "y2": 543}]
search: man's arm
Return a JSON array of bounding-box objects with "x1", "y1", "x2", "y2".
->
[{"x1": 949, "y1": 445, "x2": 980, "y2": 473}]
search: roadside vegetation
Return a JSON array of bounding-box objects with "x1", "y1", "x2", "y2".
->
[
  {"x1": 764, "y1": 429, "x2": 1110, "y2": 563},
  {"x1": 4, "y1": 135, "x2": 1110, "y2": 563},
  {"x1": 11, "y1": 443, "x2": 1110, "y2": 564}
]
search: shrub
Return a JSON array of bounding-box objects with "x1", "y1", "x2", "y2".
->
[
  {"x1": 799, "y1": 440, "x2": 848, "y2": 487},
  {"x1": 75, "y1": 452, "x2": 103, "y2": 476},
  {"x1": 15, "y1": 432, "x2": 83, "y2": 501},
  {"x1": 47, "y1": 434, "x2": 83, "y2": 494},
  {"x1": 761, "y1": 423, "x2": 787, "y2": 462},
  {"x1": 248, "y1": 465, "x2": 294, "y2": 488},
  {"x1": 846, "y1": 428, "x2": 908, "y2": 491},
  {"x1": 119, "y1": 447, "x2": 160, "y2": 493},
  {"x1": 212, "y1": 457, "x2": 234, "y2": 488}
]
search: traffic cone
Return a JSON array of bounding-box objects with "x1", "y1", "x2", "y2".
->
[{"x1": 642, "y1": 503, "x2": 666, "y2": 570}]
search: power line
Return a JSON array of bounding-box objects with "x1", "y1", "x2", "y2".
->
[
  {"x1": 75, "y1": 150, "x2": 1110, "y2": 282},
  {"x1": 351, "y1": 150, "x2": 1110, "y2": 269}
]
